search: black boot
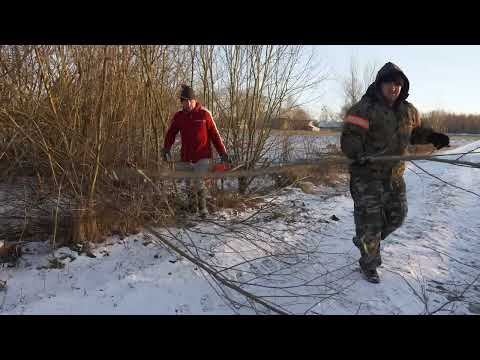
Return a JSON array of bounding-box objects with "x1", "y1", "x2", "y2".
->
[
  {"x1": 359, "y1": 263, "x2": 380, "y2": 284},
  {"x1": 355, "y1": 236, "x2": 382, "y2": 270},
  {"x1": 355, "y1": 236, "x2": 381, "y2": 284}
]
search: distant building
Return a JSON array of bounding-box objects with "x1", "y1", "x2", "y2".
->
[{"x1": 316, "y1": 120, "x2": 343, "y2": 129}]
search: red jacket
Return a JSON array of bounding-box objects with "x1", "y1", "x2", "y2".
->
[{"x1": 164, "y1": 102, "x2": 227, "y2": 163}]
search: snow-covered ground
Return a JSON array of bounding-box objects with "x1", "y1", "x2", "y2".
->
[{"x1": 1, "y1": 140, "x2": 479, "y2": 315}]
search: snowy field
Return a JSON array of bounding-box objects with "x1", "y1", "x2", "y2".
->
[
  {"x1": 1, "y1": 139, "x2": 479, "y2": 315},
  {"x1": 262, "y1": 133, "x2": 480, "y2": 162}
]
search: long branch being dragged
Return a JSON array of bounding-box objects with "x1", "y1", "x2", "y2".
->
[
  {"x1": 144, "y1": 225, "x2": 290, "y2": 315},
  {"x1": 124, "y1": 152, "x2": 480, "y2": 181}
]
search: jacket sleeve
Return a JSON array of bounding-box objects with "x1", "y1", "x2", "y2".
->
[
  {"x1": 205, "y1": 111, "x2": 227, "y2": 156},
  {"x1": 409, "y1": 106, "x2": 435, "y2": 145},
  {"x1": 164, "y1": 113, "x2": 180, "y2": 150},
  {"x1": 341, "y1": 102, "x2": 369, "y2": 159}
]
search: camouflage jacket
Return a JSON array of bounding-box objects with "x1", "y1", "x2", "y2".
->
[{"x1": 341, "y1": 62, "x2": 434, "y2": 178}]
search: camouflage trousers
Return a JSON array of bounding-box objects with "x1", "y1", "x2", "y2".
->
[
  {"x1": 350, "y1": 173, "x2": 407, "y2": 271},
  {"x1": 176, "y1": 159, "x2": 210, "y2": 214}
]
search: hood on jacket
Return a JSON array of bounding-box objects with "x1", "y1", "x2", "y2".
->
[{"x1": 364, "y1": 62, "x2": 410, "y2": 103}]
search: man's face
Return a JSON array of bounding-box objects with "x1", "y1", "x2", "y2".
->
[
  {"x1": 381, "y1": 80, "x2": 402, "y2": 105},
  {"x1": 181, "y1": 98, "x2": 196, "y2": 112}
]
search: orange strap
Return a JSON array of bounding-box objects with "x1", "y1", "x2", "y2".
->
[{"x1": 344, "y1": 115, "x2": 369, "y2": 129}]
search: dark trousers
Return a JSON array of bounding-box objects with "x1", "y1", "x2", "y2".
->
[{"x1": 350, "y1": 173, "x2": 408, "y2": 270}]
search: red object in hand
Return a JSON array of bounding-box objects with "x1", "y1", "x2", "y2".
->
[{"x1": 212, "y1": 163, "x2": 230, "y2": 172}]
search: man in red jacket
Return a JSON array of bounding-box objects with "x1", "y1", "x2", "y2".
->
[{"x1": 162, "y1": 85, "x2": 230, "y2": 218}]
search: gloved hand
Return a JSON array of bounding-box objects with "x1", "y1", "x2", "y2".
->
[
  {"x1": 161, "y1": 148, "x2": 171, "y2": 162},
  {"x1": 352, "y1": 153, "x2": 370, "y2": 166},
  {"x1": 220, "y1": 153, "x2": 231, "y2": 164},
  {"x1": 429, "y1": 132, "x2": 450, "y2": 149}
]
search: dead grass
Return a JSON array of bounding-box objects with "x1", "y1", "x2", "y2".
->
[
  {"x1": 281, "y1": 162, "x2": 348, "y2": 188},
  {"x1": 0, "y1": 242, "x2": 22, "y2": 264},
  {"x1": 0, "y1": 45, "x2": 333, "y2": 251}
]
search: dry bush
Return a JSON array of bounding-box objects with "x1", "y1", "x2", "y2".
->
[
  {"x1": 0, "y1": 45, "x2": 188, "y2": 247},
  {"x1": 0, "y1": 242, "x2": 22, "y2": 263},
  {"x1": 0, "y1": 45, "x2": 328, "y2": 251},
  {"x1": 272, "y1": 162, "x2": 348, "y2": 190}
]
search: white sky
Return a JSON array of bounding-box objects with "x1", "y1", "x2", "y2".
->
[{"x1": 300, "y1": 45, "x2": 480, "y2": 118}]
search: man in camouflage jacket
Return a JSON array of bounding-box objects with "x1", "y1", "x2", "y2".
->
[{"x1": 341, "y1": 62, "x2": 450, "y2": 283}]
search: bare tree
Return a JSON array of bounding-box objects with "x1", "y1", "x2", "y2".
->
[
  {"x1": 194, "y1": 45, "x2": 328, "y2": 193},
  {"x1": 422, "y1": 110, "x2": 480, "y2": 133},
  {"x1": 0, "y1": 45, "x2": 328, "y2": 247},
  {"x1": 340, "y1": 57, "x2": 378, "y2": 116}
]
